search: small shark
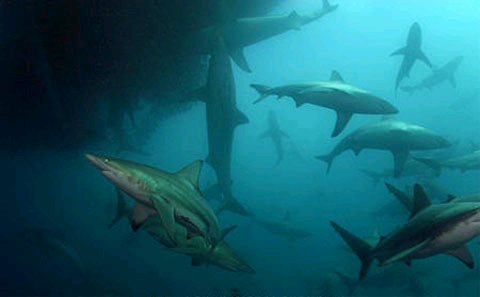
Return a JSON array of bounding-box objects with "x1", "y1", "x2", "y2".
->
[
  {"x1": 251, "y1": 211, "x2": 313, "y2": 241},
  {"x1": 252, "y1": 70, "x2": 398, "y2": 137},
  {"x1": 85, "y1": 154, "x2": 254, "y2": 273},
  {"x1": 186, "y1": 0, "x2": 338, "y2": 72},
  {"x1": 259, "y1": 110, "x2": 289, "y2": 166},
  {"x1": 316, "y1": 118, "x2": 451, "y2": 177},
  {"x1": 400, "y1": 56, "x2": 464, "y2": 95},
  {"x1": 331, "y1": 184, "x2": 480, "y2": 280},
  {"x1": 413, "y1": 150, "x2": 480, "y2": 175},
  {"x1": 188, "y1": 34, "x2": 250, "y2": 218},
  {"x1": 391, "y1": 22, "x2": 433, "y2": 92}
]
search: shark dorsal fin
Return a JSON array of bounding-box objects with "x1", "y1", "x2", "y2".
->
[
  {"x1": 330, "y1": 70, "x2": 344, "y2": 82},
  {"x1": 176, "y1": 160, "x2": 203, "y2": 190},
  {"x1": 446, "y1": 194, "x2": 457, "y2": 202},
  {"x1": 410, "y1": 184, "x2": 431, "y2": 218}
]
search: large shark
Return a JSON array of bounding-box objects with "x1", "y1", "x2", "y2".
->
[
  {"x1": 316, "y1": 118, "x2": 451, "y2": 177},
  {"x1": 413, "y1": 150, "x2": 480, "y2": 176},
  {"x1": 400, "y1": 56, "x2": 464, "y2": 95},
  {"x1": 188, "y1": 34, "x2": 251, "y2": 218},
  {"x1": 259, "y1": 110, "x2": 289, "y2": 166},
  {"x1": 186, "y1": 0, "x2": 338, "y2": 72},
  {"x1": 331, "y1": 184, "x2": 480, "y2": 280},
  {"x1": 391, "y1": 22, "x2": 433, "y2": 92},
  {"x1": 85, "y1": 154, "x2": 255, "y2": 273},
  {"x1": 251, "y1": 71, "x2": 398, "y2": 137},
  {"x1": 251, "y1": 211, "x2": 313, "y2": 241}
]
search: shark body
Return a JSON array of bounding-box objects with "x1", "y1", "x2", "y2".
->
[
  {"x1": 401, "y1": 56, "x2": 464, "y2": 95},
  {"x1": 252, "y1": 212, "x2": 313, "y2": 241},
  {"x1": 413, "y1": 150, "x2": 480, "y2": 176},
  {"x1": 252, "y1": 71, "x2": 398, "y2": 137},
  {"x1": 391, "y1": 22, "x2": 433, "y2": 92},
  {"x1": 259, "y1": 110, "x2": 289, "y2": 166},
  {"x1": 331, "y1": 184, "x2": 480, "y2": 280},
  {"x1": 85, "y1": 154, "x2": 255, "y2": 273},
  {"x1": 186, "y1": 0, "x2": 338, "y2": 72},
  {"x1": 316, "y1": 118, "x2": 451, "y2": 177}
]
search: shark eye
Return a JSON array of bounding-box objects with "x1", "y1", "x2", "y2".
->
[{"x1": 104, "y1": 158, "x2": 110, "y2": 163}]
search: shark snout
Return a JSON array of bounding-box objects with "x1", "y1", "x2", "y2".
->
[{"x1": 85, "y1": 154, "x2": 110, "y2": 171}]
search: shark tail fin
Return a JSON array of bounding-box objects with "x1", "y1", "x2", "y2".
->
[
  {"x1": 332, "y1": 270, "x2": 359, "y2": 296},
  {"x1": 251, "y1": 84, "x2": 271, "y2": 104},
  {"x1": 330, "y1": 221, "x2": 374, "y2": 281},
  {"x1": 109, "y1": 188, "x2": 131, "y2": 228},
  {"x1": 412, "y1": 157, "x2": 442, "y2": 177},
  {"x1": 315, "y1": 153, "x2": 334, "y2": 174},
  {"x1": 322, "y1": 0, "x2": 339, "y2": 13}
]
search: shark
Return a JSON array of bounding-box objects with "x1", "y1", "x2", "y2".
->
[
  {"x1": 188, "y1": 33, "x2": 251, "y2": 218},
  {"x1": 186, "y1": 0, "x2": 338, "y2": 72},
  {"x1": 391, "y1": 22, "x2": 433, "y2": 92},
  {"x1": 400, "y1": 56, "x2": 464, "y2": 95},
  {"x1": 331, "y1": 184, "x2": 480, "y2": 280},
  {"x1": 251, "y1": 211, "x2": 313, "y2": 241},
  {"x1": 413, "y1": 150, "x2": 480, "y2": 176},
  {"x1": 85, "y1": 154, "x2": 255, "y2": 273},
  {"x1": 259, "y1": 110, "x2": 289, "y2": 166},
  {"x1": 251, "y1": 70, "x2": 398, "y2": 137},
  {"x1": 316, "y1": 118, "x2": 451, "y2": 177}
]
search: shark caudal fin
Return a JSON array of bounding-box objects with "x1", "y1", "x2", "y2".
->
[
  {"x1": 322, "y1": 0, "x2": 339, "y2": 13},
  {"x1": 412, "y1": 157, "x2": 442, "y2": 177},
  {"x1": 251, "y1": 84, "x2": 272, "y2": 104},
  {"x1": 109, "y1": 188, "x2": 132, "y2": 228},
  {"x1": 330, "y1": 221, "x2": 374, "y2": 281},
  {"x1": 315, "y1": 153, "x2": 334, "y2": 174}
]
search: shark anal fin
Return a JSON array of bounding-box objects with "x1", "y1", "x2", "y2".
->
[
  {"x1": 229, "y1": 47, "x2": 251, "y2": 73},
  {"x1": 332, "y1": 111, "x2": 353, "y2": 137},
  {"x1": 380, "y1": 239, "x2": 431, "y2": 266},
  {"x1": 445, "y1": 245, "x2": 474, "y2": 269},
  {"x1": 410, "y1": 184, "x2": 431, "y2": 219},
  {"x1": 175, "y1": 160, "x2": 203, "y2": 190},
  {"x1": 391, "y1": 150, "x2": 409, "y2": 178}
]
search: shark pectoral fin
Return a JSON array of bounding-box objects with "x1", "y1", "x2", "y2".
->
[
  {"x1": 448, "y1": 75, "x2": 457, "y2": 88},
  {"x1": 330, "y1": 70, "x2": 345, "y2": 82},
  {"x1": 217, "y1": 225, "x2": 237, "y2": 245},
  {"x1": 445, "y1": 194, "x2": 457, "y2": 203},
  {"x1": 230, "y1": 47, "x2": 251, "y2": 73},
  {"x1": 329, "y1": 221, "x2": 373, "y2": 281},
  {"x1": 391, "y1": 150, "x2": 409, "y2": 178},
  {"x1": 381, "y1": 239, "x2": 431, "y2": 267},
  {"x1": 235, "y1": 109, "x2": 249, "y2": 126},
  {"x1": 175, "y1": 160, "x2": 203, "y2": 190},
  {"x1": 390, "y1": 46, "x2": 407, "y2": 57},
  {"x1": 259, "y1": 130, "x2": 271, "y2": 139},
  {"x1": 185, "y1": 87, "x2": 207, "y2": 103},
  {"x1": 409, "y1": 184, "x2": 431, "y2": 219},
  {"x1": 109, "y1": 188, "x2": 132, "y2": 228},
  {"x1": 131, "y1": 202, "x2": 158, "y2": 231},
  {"x1": 332, "y1": 111, "x2": 353, "y2": 137},
  {"x1": 445, "y1": 245, "x2": 474, "y2": 269},
  {"x1": 418, "y1": 50, "x2": 433, "y2": 68}
]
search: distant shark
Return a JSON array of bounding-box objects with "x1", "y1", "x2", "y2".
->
[
  {"x1": 259, "y1": 110, "x2": 289, "y2": 166},
  {"x1": 251, "y1": 210, "x2": 313, "y2": 241},
  {"x1": 331, "y1": 184, "x2": 480, "y2": 280},
  {"x1": 391, "y1": 22, "x2": 433, "y2": 93},
  {"x1": 401, "y1": 56, "x2": 464, "y2": 95},
  {"x1": 85, "y1": 154, "x2": 255, "y2": 273},
  {"x1": 186, "y1": 0, "x2": 338, "y2": 72},
  {"x1": 413, "y1": 150, "x2": 480, "y2": 176},
  {"x1": 252, "y1": 70, "x2": 398, "y2": 137},
  {"x1": 188, "y1": 34, "x2": 251, "y2": 218},
  {"x1": 316, "y1": 118, "x2": 451, "y2": 177}
]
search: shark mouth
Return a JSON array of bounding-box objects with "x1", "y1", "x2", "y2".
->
[{"x1": 174, "y1": 210, "x2": 205, "y2": 240}]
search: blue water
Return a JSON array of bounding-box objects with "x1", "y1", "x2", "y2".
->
[{"x1": 5, "y1": 0, "x2": 480, "y2": 296}]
